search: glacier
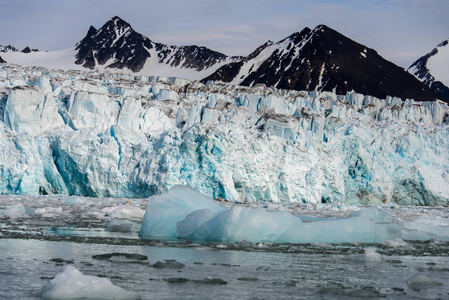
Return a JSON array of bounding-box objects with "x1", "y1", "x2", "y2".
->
[{"x1": 0, "y1": 64, "x2": 448, "y2": 205}]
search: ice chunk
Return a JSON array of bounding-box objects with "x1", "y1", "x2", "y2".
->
[
  {"x1": 344, "y1": 247, "x2": 382, "y2": 263},
  {"x1": 383, "y1": 238, "x2": 410, "y2": 248},
  {"x1": 105, "y1": 219, "x2": 140, "y2": 232},
  {"x1": 406, "y1": 275, "x2": 443, "y2": 290},
  {"x1": 108, "y1": 206, "x2": 145, "y2": 221},
  {"x1": 0, "y1": 203, "x2": 34, "y2": 218},
  {"x1": 40, "y1": 265, "x2": 140, "y2": 299},
  {"x1": 139, "y1": 186, "x2": 224, "y2": 238}
]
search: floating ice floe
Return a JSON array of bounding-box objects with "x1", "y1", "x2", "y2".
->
[
  {"x1": 406, "y1": 275, "x2": 443, "y2": 290},
  {"x1": 40, "y1": 265, "x2": 140, "y2": 299}
]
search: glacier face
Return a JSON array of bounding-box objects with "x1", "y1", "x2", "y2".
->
[{"x1": 0, "y1": 64, "x2": 448, "y2": 205}]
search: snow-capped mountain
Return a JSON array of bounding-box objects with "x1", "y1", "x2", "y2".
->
[
  {"x1": 0, "y1": 17, "x2": 440, "y2": 102},
  {"x1": 75, "y1": 16, "x2": 238, "y2": 77},
  {"x1": 409, "y1": 39, "x2": 449, "y2": 102},
  {"x1": 0, "y1": 45, "x2": 18, "y2": 53},
  {"x1": 203, "y1": 25, "x2": 438, "y2": 102}
]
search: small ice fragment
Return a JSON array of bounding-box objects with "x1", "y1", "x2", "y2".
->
[
  {"x1": 40, "y1": 265, "x2": 140, "y2": 299},
  {"x1": 364, "y1": 247, "x2": 382, "y2": 262},
  {"x1": 105, "y1": 219, "x2": 140, "y2": 232},
  {"x1": 0, "y1": 204, "x2": 34, "y2": 218},
  {"x1": 108, "y1": 206, "x2": 145, "y2": 221},
  {"x1": 406, "y1": 275, "x2": 443, "y2": 290},
  {"x1": 383, "y1": 238, "x2": 409, "y2": 248},
  {"x1": 344, "y1": 247, "x2": 381, "y2": 263}
]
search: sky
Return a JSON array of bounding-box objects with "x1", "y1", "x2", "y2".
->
[{"x1": 0, "y1": 0, "x2": 447, "y2": 68}]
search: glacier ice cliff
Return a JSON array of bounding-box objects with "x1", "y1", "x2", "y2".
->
[{"x1": 0, "y1": 64, "x2": 448, "y2": 205}]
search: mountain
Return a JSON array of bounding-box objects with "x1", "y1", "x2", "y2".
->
[
  {"x1": 0, "y1": 18, "x2": 441, "y2": 102},
  {"x1": 203, "y1": 25, "x2": 439, "y2": 102},
  {"x1": 409, "y1": 39, "x2": 449, "y2": 102},
  {"x1": 0, "y1": 45, "x2": 18, "y2": 53},
  {"x1": 75, "y1": 16, "x2": 236, "y2": 75},
  {"x1": 0, "y1": 56, "x2": 5, "y2": 63},
  {"x1": 21, "y1": 46, "x2": 39, "y2": 53}
]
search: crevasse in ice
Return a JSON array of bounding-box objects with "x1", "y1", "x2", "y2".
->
[{"x1": 0, "y1": 65, "x2": 448, "y2": 205}]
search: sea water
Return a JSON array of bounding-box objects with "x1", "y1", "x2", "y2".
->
[{"x1": 1, "y1": 194, "x2": 449, "y2": 299}]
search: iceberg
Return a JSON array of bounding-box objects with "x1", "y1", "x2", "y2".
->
[
  {"x1": 139, "y1": 186, "x2": 402, "y2": 244},
  {"x1": 0, "y1": 64, "x2": 447, "y2": 205}
]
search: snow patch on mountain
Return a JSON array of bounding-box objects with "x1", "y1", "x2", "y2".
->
[
  {"x1": 1, "y1": 48, "x2": 81, "y2": 72},
  {"x1": 409, "y1": 39, "x2": 449, "y2": 102},
  {"x1": 426, "y1": 40, "x2": 449, "y2": 87}
]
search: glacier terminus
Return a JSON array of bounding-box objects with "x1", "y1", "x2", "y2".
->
[{"x1": 0, "y1": 64, "x2": 448, "y2": 206}]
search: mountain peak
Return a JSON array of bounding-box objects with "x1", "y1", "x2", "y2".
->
[
  {"x1": 409, "y1": 38, "x2": 449, "y2": 101},
  {"x1": 107, "y1": 16, "x2": 133, "y2": 30},
  {"x1": 204, "y1": 24, "x2": 438, "y2": 102},
  {"x1": 97, "y1": 16, "x2": 134, "y2": 41},
  {"x1": 0, "y1": 45, "x2": 18, "y2": 53},
  {"x1": 74, "y1": 16, "x2": 230, "y2": 74}
]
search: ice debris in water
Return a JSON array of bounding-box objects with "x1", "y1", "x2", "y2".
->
[
  {"x1": 105, "y1": 219, "x2": 140, "y2": 232},
  {"x1": 40, "y1": 265, "x2": 140, "y2": 299},
  {"x1": 406, "y1": 275, "x2": 443, "y2": 290},
  {"x1": 383, "y1": 238, "x2": 410, "y2": 248},
  {"x1": 139, "y1": 186, "x2": 403, "y2": 244},
  {"x1": 106, "y1": 206, "x2": 145, "y2": 221},
  {"x1": 0, "y1": 203, "x2": 34, "y2": 218},
  {"x1": 344, "y1": 247, "x2": 382, "y2": 263}
]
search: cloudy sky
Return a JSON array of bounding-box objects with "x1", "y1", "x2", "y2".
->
[{"x1": 0, "y1": 0, "x2": 447, "y2": 68}]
